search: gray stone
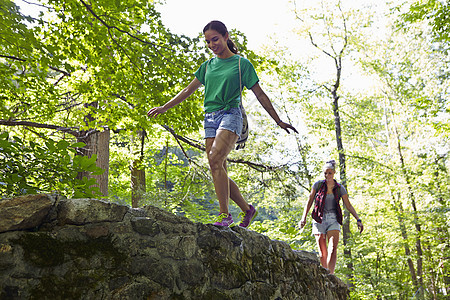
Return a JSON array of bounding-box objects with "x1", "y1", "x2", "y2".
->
[
  {"x1": 0, "y1": 194, "x2": 349, "y2": 299},
  {"x1": 0, "y1": 194, "x2": 56, "y2": 232},
  {"x1": 57, "y1": 198, "x2": 128, "y2": 225},
  {"x1": 131, "y1": 217, "x2": 161, "y2": 236}
]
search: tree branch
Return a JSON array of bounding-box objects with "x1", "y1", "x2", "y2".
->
[
  {"x1": 0, "y1": 119, "x2": 82, "y2": 137},
  {"x1": 308, "y1": 32, "x2": 334, "y2": 58},
  {"x1": 161, "y1": 125, "x2": 284, "y2": 172},
  {"x1": 78, "y1": 0, "x2": 158, "y2": 48},
  {"x1": 49, "y1": 66, "x2": 70, "y2": 77},
  {"x1": 0, "y1": 55, "x2": 71, "y2": 77},
  {"x1": 337, "y1": 2, "x2": 348, "y2": 58},
  {"x1": 20, "y1": 0, "x2": 52, "y2": 10},
  {"x1": 0, "y1": 55, "x2": 26, "y2": 62},
  {"x1": 161, "y1": 125, "x2": 205, "y2": 152},
  {"x1": 78, "y1": 0, "x2": 174, "y2": 74}
]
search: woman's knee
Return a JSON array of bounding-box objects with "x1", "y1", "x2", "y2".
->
[
  {"x1": 327, "y1": 231, "x2": 340, "y2": 252},
  {"x1": 208, "y1": 149, "x2": 225, "y2": 172},
  {"x1": 328, "y1": 242, "x2": 339, "y2": 255},
  {"x1": 315, "y1": 234, "x2": 327, "y2": 253}
]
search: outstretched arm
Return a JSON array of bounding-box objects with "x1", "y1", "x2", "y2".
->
[
  {"x1": 342, "y1": 194, "x2": 364, "y2": 233},
  {"x1": 147, "y1": 78, "x2": 202, "y2": 118},
  {"x1": 250, "y1": 83, "x2": 298, "y2": 134}
]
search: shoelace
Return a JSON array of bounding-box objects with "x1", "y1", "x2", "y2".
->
[{"x1": 215, "y1": 213, "x2": 229, "y2": 222}]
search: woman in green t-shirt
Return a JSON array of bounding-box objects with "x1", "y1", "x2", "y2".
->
[{"x1": 148, "y1": 20, "x2": 297, "y2": 227}]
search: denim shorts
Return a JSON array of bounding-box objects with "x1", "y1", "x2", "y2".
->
[
  {"x1": 312, "y1": 213, "x2": 341, "y2": 235},
  {"x1": 204, "y1": 107, "x2": 243, "y2": 139}
]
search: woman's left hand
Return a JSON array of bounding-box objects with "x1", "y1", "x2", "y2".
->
[
  {"x1": 278, "y1": 121, "x2": 298, "y2": 134},
  {"x1": 357, "y1": 220, "x2": 364, "y2": 233}
]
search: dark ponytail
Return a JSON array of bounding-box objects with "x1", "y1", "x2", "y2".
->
[
  {"x1": 226, "y1": 39, "x2": 238, "y2": 54},
  {"x1": 203, "y1": 20, "x2": 239, "y2": 54}
]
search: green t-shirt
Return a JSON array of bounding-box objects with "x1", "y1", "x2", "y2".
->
[{"x1": 195, "y1": 55, "x2": 259, "y2": 113}]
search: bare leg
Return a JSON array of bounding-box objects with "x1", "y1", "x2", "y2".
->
[
  {"x1": 205, "y1": 130, "x2": 238, "y2": 214},
  {"x1": 222, "y1": 160, "x2": 250, "y2": 212},
  {"x1": 326, "y1": 230, "x2": 340, "y2": 274},
  {"x1": 315, "y1": 234, "x2": 328, "y2": 269}
]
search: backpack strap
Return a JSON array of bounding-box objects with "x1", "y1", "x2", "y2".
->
[
  {"x1": 239, "y1": 56, "x2": 242, "y2": 100},
  {"x1": 311, "y1": 180, "x2": 327, "y2": 223},
  {"x1": 236, "y1": 56, "x2": 248, "y2": 150},
  {"x1": 316, "y1": 180, "x2": 325, "y2": 196},
  {"x1": 205, "y1": 58, "x2": 211, "y2": 75}
]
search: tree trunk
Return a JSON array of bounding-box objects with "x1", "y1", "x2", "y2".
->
[
  {"x1": 391, "y1": 191, "x2": 419, "y2": 289},
  {"x1": 395, "y1": 135, "x2": 424, "y2": 299},
  {"x1": 331, "y1": 81, "x2": 353, "y2": 286},
  {"x1": 131, "y1": 159, "x2": 146, "y2": 208},
  {"x1": 384, "y1": 90, "x2": 424, "y2": 297},
  {"x1": 300, "y1": 4, "x2": 353, "y2": 284},
  {"x1": 433, "y1": 156, "x2": 450, "y2": 296},
  {"x1": 131, "y1": 130, "x2": 146, "y2": 208},
  {"x1": 76, "y1": 129, "x2": 110, "y2": 197},
  {"x1": 76, "y1": 101, "x2": 110, "y2": 197}
]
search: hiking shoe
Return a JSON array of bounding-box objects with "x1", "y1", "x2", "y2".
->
[
  {"x1": 239, "y1": 204, "x2": 258, "y2": 228},
  {"x1": 213, "y1": 213, "x2": 235, "y2": 227}
]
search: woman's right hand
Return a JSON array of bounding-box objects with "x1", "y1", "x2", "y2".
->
[
  {"x1": 298, "y1": 218, "x2": 306, "y2": 229},
  {"x1": 147, "y1": 106, "x2": 168, "y2": 118}
]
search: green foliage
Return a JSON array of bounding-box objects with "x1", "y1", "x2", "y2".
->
[
  {"x1": 401, "y1": 0, "x2": 450, "y2": 52},
  {"x1": 1, "y1": 0, "x2": 449, "y2": 298},
  {"x1": 0, "y1": 0, "x2": 205, "y2": 136},
  {"x1": 239, "y1": 1, "x2": 449, "y2": 298},
  {"x1": 107, "y1": 129, "x2": 218, "y2": 223},
  {"x1": 0, "y1": 0, "x2": 208, "y2": 200},
  {"x1": 0, "y1": 132, "x2": 103, "y2": 198}
]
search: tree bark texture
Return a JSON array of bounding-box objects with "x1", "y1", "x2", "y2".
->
[
  {"x1": 131, "y1": 130, "x2": 146, "y2": 208},
  {"x1": 396, "y1": 136, "x2": 424, "y2": 299},
  {"x1": 76, "y1": 101, "x2": 110, "y2": 197},
  {"x1": 332, "y1": 87, "x2": 354, "y2": 286},
  {"x1": 76, "y1": 129, "x2": 110, "y2": 197}
]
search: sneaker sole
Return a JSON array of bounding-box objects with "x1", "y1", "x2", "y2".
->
[{"x1": 213, "y1": 222, "x2": 235, "y2": 227}]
